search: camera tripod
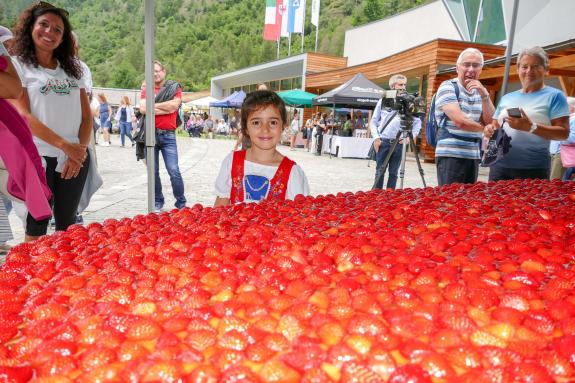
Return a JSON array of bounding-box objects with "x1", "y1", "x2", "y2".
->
[{"x1": 372, "y1": 111, "x2": 426, "y2": 190}]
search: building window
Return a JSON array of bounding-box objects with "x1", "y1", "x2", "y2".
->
[
  {"x1": 443, "y1": 0, "x2": 506, "y2": 44},
  {"x1": 293, "y1": 76, "x2": 302, "y2": 89},
  {"x1": 280, "y1": 78, "x2": 292, "y2": 91}
]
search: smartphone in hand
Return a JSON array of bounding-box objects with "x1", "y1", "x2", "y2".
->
[{"x1": 507, "y1": 108, "x2": 522, "y2": 118}]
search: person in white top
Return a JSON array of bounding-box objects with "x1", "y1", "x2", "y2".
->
[
  {"x1": 11, "y1": 2, "x2": 91, "y2": 241},
  {"x1": 288, "y1": 109, "x2": 299, "y2": 151}
]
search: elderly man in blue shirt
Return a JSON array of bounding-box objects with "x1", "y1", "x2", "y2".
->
[
  {"x1": 549, "y1": 96, "x2": 575, "y2": 179},
  {"x1": 370, "y1": 74, "x2": 421, "y2": 189}
]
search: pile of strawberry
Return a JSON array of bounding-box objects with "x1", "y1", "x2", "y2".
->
[{"x1": 0, "y1": 179, "x2": 574, "y2": 382}]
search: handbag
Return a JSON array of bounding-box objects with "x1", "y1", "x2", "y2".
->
[{"x1": 560, "y1": 143, "x2": 575, "y2": 168}]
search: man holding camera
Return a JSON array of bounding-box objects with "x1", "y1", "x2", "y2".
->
[
  {"x1": 370, "y1": 74, "x2": 421, "y2": 189},
  {"x1": 434, "y1": 48, "x2": 495, "y2": 185}
]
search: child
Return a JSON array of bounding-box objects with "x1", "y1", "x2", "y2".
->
[{"x1": 214, "y1": 91, "x2": 310, "y2": 206}]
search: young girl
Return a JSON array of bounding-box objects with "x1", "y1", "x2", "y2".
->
[{"x1": 214, "y1": 90, "x2": 309, "y2": 206}]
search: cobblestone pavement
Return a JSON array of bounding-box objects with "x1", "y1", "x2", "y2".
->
[{"x1": 7, "y1": 134, "x2": 488, "y2": 244}]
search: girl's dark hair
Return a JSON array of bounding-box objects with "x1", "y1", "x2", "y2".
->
[
  {"x1": 12, "y1": 4, "x2": 82, "y2": 79},
  {"x1": 240, "y1": 90, "x2": 287, "y2": 137}
]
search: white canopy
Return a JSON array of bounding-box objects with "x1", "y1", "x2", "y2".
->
[{"x1": 185, "y1": 96, "x2": 219, "y2": 109}]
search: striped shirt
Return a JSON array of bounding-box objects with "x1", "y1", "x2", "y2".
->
[{"x1": 434, "y1": 79, "x2": 483, "y2": 160}]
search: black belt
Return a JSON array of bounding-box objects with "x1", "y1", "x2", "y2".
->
[{"x1": 155, "y1": 128, "x2": 175, "y2": 134}]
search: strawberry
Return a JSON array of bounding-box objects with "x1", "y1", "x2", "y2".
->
[
  {"x1": 210, "y1": 349, "x2": 245, "y2": 371},
  {"x1": 218, "y1": 329, "x2": 249, "y2": 351},
  {"x1": 187, "y1": 364, "x2": 220, "y2": 382},
  {"x1": 538, "y1": 350, "x2": 574, "y2": 378},
  {"x1": 219, "y1": 365, "x2": 260, "y2": 383},
  {"x1": 508, "y1": 361, "x2": 553, "y2": 383},
  {"x1": 0, "y1": 366, "x2": 33, "y2": 383},
  {"x1": 118, "y1": 341, "x2": 150, "y2": 362},
  {"x1": 258, "y1": 359, "x2": 301, "y2": 383},
  {"x1": 340, "y1": 361, "x2": 382, "y2": 383},
  {"x1": 187, "y1": 329, "x2": 217, "y2": 352},
  {"x1": 79, "y1": 346, "x2": 116, "y2": 372},
  {"x1": 125, "y1": 318, "x2": 161, "y2": 341},
  {"x1": 35, "y1": 354, "x2": 77, "y2": 377},
  {"x1": 281, "y1": 345, "x2": 326, "y2": 372},
  {"x1": 387, "y1": 364, "x2": 432, "y2": 383},
  {"x1": 140, "y1": 360, "x2": 182, "y2": 382},
  {"x1": 245, "y1": 341, "x2": 275, "y2": 363}
]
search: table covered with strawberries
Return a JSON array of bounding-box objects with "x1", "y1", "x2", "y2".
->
[{"x1": 0, "y1": 179, "x2": 574, "y2": 382}]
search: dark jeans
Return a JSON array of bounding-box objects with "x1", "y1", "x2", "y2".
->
[
  {"x1": 436, "y1": 157, "x2": 479, "y2": 186},
  {"x1": 315, "y1": 127, "x2": 323, "y2": 155},
  {"x1": 119, "y1": 121, "x2": 134, "y2": 146},
  {"x1": 154, "y1": 131, "x2": 186, "y2": 209},
  {"x1": 488, "y1": 166, "x2": 548, "y2": 182},
  {"x1": 26, "y1": 153, "x2": 90, "y2": 236},
  {"x1": 374, "y1": 139, "x2": 402, "y2": 189}
]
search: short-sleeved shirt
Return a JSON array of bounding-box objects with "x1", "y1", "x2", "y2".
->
[
  {"x1": 13, "y1": 58, "x2": 86, "y2": 157},
  {"x1": 494, "y1": 86, "x2": 569, "y2": 169},
  {"x1": 140, "y1": 85, "x2": 182, "y2": 130},
  {"x1": 435, "y1": 79, "x2": 483, "y2": 160},
  {"x1": 215, "y1": 152, "x2": 310, "y2": 203}
]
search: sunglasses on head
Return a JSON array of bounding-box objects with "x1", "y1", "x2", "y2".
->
[{"x1": 35, "y1": 1, "x2": 69, "y2": 18}]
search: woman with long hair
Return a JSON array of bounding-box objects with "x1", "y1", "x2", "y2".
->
[
  {"x1": 11, "y1": 2, "x2": 91, "y2": 241},
  {"x1": 115, "y1": 95, "x2": 135, "y2": 147}
]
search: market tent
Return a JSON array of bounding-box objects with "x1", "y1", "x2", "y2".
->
[
  {"x1": 209, "y1": 90, "x2": 246, "y2": 108},
  {"x1": 312, "y1": 73, "x2": 384, "y2": 108},
  {"x1": 186, "y1": 96, "x2": 219, "y2": 109},
  {"x1": 277, "y1": 89, "x2": 317, "y2": 107}
]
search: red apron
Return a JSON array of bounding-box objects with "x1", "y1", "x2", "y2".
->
[{"x1": 230, "y1": 150, "x2": 295, "y2": 204}]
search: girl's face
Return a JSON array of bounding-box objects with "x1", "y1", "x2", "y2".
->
[
  {"x1": 246, "y1": 105, "x2": 284, "y2": 151},
  {"x1": 32, "y1": 13, "x2": 64, "y2": 54}
]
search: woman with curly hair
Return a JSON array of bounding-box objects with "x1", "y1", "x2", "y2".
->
[{"x1": 11, "y1": 2, "x2": 92, "y2": 241}]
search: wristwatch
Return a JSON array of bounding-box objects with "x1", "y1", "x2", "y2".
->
[{"x1": 529, "y1": 122, "x2": 538, "y2": 134}]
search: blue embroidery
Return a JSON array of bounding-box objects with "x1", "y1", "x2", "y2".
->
[
  {"x1": 243, "y1": 175, "x2": 270, "y2": 201},
  {"x1": 40, "y1": 78, "x2": 79, "y2": 95}
]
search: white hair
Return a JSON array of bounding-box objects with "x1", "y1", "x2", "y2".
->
[
  {"x1": 389, "y1": 74, "x2": 407, "y2": 88},
  {"x1": 567, "y1": 97, "x2": 575, "y2": 109},
  {"x1": 456, "y1": 48, "x2": 484, "y2": 66},
  {"x1": 517, "y1": 46, "x2": 549, "y2": 70}
]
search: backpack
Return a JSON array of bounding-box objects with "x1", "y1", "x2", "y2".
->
[{"x1": 425, "y1": 80, "x2": 459, "y2": 148}]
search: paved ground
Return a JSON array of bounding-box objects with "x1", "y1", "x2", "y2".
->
[{"x1": 7, "y1": 134, "x2": 488, "y2": 244}]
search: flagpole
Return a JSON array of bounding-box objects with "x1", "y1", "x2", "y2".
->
[
  {"x1": 301, "y1": 0, "x2": 305, "y2": 53},
  {"x1": 288, "y1": 33, "x2": 292, "y2": 56},
  {"x1": 314, "y1": 22, "x2": 318, "y2": 52},
  {"x1": 277, "y1": 37, "x2": 280, "y2": 60}
]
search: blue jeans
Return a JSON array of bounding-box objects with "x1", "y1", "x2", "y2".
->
[
  {"x1": 374, "y1": 139, "x2": 402, "y2": 189},
  {"x1": 154, "y1": 132, "x2": 186, "y2": 209},
  {"x1": 119, "y1": 121, "x2": 134, "y2": 146}
]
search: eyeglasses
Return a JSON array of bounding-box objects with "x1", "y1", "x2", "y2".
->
[
  {"x1": 459, "y1": 62, "x2": 482, "y2": 69},
  {"x1": 35, "y1": 1, "x2": 69, "y2": 18}
]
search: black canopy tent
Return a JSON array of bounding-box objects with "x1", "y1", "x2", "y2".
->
[{"x1": 312, "y1": 73, "x2": 384, "y2": 108}]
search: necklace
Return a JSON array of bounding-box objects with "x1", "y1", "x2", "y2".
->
[{"x1": 244, "y1": 176, "x2": 269, "y2": 192}]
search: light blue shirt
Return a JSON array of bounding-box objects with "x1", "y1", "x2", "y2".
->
[
  {"x1": 369, "y1": 98, "x2": 422, "y2": 140},
  {"x1": 550, "y1": 114, "x2": 575, "y2": 154},
  {"x1": 494, "y1": 86, "x2": 569, "y2": 169}
]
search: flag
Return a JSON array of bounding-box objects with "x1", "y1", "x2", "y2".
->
[
  {"x1": 279, "y1": 1, "x2": 289, "y2": 37},
  {"x1": 264, "y1": 0, "x2": 281, "y2": 41},
  {"x1": 287, "y1": 0, "x2": 305, "y2": 34},
  {"x1": 311, "y1": 0, "x2": 320, "y2": 26}
]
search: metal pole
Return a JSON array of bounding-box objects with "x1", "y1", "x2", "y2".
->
[
  {"x1": 499, "y1": 0, "x2": 520, "y2": 101},
  {"x1": 288, "y1": 33, "x2": 292, "y2": 56},
  {"x1": 301, "y1": 2, "x2": 305, "y2": 54},
  {"x1": 277, "y1": 37, "x2": 280, "y2": 60},
  {"x1": 314, "y1": 24, "x2": 318, "y2": 52},
  {"x1": 144, "y1": 0, "x2": 156, "y2": 213}
]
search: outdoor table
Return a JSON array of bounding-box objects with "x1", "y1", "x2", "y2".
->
[{"x1": 322, "y1": 134, "x2": 374, "y2": 158}]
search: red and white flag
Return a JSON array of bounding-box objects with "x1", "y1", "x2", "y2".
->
[{"x1": 264, "y1": 0, "x2": 283, "y2": 41}]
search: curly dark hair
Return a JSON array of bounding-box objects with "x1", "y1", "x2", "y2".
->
[
  {"x1": 12, "y1": 4, "x2": 82, "y2": 80},
  {"x1": 240, "y1": 90, "x2": 287, "y2": 138}
]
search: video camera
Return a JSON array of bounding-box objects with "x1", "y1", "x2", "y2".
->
[{"x1": 381, "y1": 90, "x2": 426, "y2": 118}]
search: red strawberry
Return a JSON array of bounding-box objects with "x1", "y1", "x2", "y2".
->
[
  {"x1": 258, "y1": 359, "x2": 300, "y2": 383},
  {"x1": 0, "y1": 366, "x2": 33, "y2": 383},
  {"x1": 125, "y1": 318, "x2": 161, "y2": 341},
  {"x1": 218, "y1": 330, "x2": 249, "y2": 351},
  {"x1": 340, "y1": 361, "x2": 382, "y2": 383},
  {"x1": 245, "y1": 342, "x2": 275, "y2": 363},
  {"x1": 187, "y1": 364, "x2": 220, "y2": 382},
  {"x1": 387, "y1": 364, "x2": 432, "y2": 383},
  {"x1": 79, "y1": 346, "x2": 116, "y2": 372},
  {"x1": 186, "y1": 329, "x2": 217, "y2": 352},
  {"x1": 281, "y1": 345, "x2": 326, "y2": 372},
  {"x1": 538, "y1": 350, "x2": 574, "y2": 379},
  {"x1": 508, "y1": 361, "x2": 553, "y2": 383}
]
